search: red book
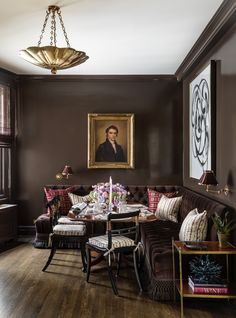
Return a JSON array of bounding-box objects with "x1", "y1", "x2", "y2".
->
[{"x1": 189, "y1": 285, "x2": 228, "y2": 294}]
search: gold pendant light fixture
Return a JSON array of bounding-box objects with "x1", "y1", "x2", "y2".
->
[{"x1": 20, "y1": 5, "x2": 89, "y2": 74}]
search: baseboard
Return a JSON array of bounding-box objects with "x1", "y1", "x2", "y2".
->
[{"x1": 18, "y1": 226, "x2": 35, "y2": 236}]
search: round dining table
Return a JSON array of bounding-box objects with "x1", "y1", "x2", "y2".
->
[{"x1": 67, "y1": 203, "x2": 157, "y2": 223}]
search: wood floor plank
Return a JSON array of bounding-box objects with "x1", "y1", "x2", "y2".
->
[{"x1": 0, "y1": 242, "x2": 236, "y2": 318}]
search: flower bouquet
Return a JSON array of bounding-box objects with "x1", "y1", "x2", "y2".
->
[{"x1": 90, "y1": 182, "x2": 127, "y2": 208}]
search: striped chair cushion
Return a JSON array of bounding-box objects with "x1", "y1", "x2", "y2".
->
[
  {"x1": 58, "y1": 217, "x2": 84, "y2": 225},
  {"x1": 88, "y1": 235, "x2": 135, "y2": 250},
  {"x1": 53, "y1": 224, "x2": 86, "y2": 236},
  {"x1": 179, "y1": 208, "x2": 207, "y2": 242},
  {"x1": 68, "y1": 192, "x2": 92, "y2": 205},
  {"x1": 155, "y1": 195, "x2": 182, "y2": 223}
]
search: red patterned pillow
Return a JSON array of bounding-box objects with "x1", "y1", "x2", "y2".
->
[
  {"x1": 44, "y1": 187, "x2": 74, "y2": 215},
  {"x1": 148, "y1": 189, "x2": 178, "y2": 213}
]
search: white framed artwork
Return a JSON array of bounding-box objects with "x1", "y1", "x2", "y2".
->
[{"x1": 189, "y1": 61, "x2": 216, "y2": 179}]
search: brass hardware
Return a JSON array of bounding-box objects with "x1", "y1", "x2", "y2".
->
[
  {"x1": 206, "y1": 184, "x2": 230, "y2": 196},
  {"x1": 55, "y1": 173, "x2": 63, "y2": 180}
]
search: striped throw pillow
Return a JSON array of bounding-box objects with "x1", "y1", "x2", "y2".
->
[
  {"x1": 68, "y1": 192, "x2": 92, "y2": 205},
  {"x1": 179, "y1": 208, "x2": 208, "y2": 242},
  {"x1": 148, "y1": 189, "x2": 178, "y2": 213},
  {"x1": 155, "y1": 195, "x2": 182, "y2": 222}
]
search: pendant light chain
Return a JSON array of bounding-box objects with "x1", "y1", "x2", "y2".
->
[
  {"x1": 50, "y1": 9, "x2": 57, "y2": 46},
  {"x1": 37, "y1": 6, "x2": 70, "y2": 48},
  {"x1": 37, "y1": 10, "x2": 50, "y2": 46},
  {"x1": 58, "y1": 10, "x2": 71, "y2": 48}
]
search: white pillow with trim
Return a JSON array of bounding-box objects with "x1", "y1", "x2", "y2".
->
[
  {"x1": 179, "y1": 208, "x2": 208, "y2": 242},
  {"x1": 155, "y1": 195, "x2": 182, "y2": 223},
  {"x1": 68, "y1": 192, "x2": 92, "y2": 205}
]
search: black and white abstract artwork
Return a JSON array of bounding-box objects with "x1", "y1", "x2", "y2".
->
[{"x1": 189, "y1": 63, "x2": 212, "y2": 179}]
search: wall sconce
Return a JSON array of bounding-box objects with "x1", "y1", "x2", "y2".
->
[
  {"x1": 56, "y1": 165, "x2": 73, "y2": 180},
  {"x1": 198, "y1": 170, "x2": 230, "y2": 196}
]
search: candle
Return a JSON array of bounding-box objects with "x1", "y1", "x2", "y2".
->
[{"x1": 109, "y1": 176, "x2": 113, "y2": 205}]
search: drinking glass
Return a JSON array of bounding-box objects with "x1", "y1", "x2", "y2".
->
[{"x1": 118, "y1": 200, "x2": 127, "y2": 213}]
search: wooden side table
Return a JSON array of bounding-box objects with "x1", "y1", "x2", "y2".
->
[{"x1": 172, "y1": 240, "x2": 236, "y2": 318}]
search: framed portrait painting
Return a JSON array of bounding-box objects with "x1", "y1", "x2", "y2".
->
[
  {"x1": 189, "y1": 60, "x2": 216, "y2": 179},
  {"x1": 88, "y1": 113, "x2": 134, "y2": 169}
]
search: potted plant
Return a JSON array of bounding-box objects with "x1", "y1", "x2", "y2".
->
[{"x1": 212, "y1": 211, "x2": 236, "y2": 247}]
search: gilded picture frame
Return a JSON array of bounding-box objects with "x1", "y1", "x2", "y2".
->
[{"x1": 88, "y1": 113, "x2": 134, "y2": 169}]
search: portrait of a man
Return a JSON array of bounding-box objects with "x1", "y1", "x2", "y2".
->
[
  {"x1": 95, "y1": 125, "x2": 125, "y2": 162},
  {"x1": 88, "y1": 113, "x2": 134, "y2": 169}
]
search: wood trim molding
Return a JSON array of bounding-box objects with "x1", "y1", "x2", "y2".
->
[
  {"x1": 175, "y1": 0, "x2": 236, "y2": 81},
  {"x1": 19, "y1": 74, "x2": 177, "y2": 82},
  {"x1": 0, "y1": 68, "x2": 18, "y2": 86},
  {"x1": 18, "y1": 225, "x2": 35, "y2": 236}
]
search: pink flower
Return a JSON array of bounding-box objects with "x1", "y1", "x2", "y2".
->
[{"x1": 102, "y1": 192, "x2": 109, "y2": 198}]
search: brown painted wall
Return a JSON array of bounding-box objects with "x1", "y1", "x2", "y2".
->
[
  {"x1": 17, "y1": 76, "x2": 182, "y2": 226},
  {"x1": 183, "y1": 23, "x2": 236, "y2": 212}
]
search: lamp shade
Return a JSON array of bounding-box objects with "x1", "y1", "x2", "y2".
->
[
  {"x1": 199, "y1": 170, "x2": 218, "y2": 186},
  {"x1": 62, "y1": 165, "x2": 73, "y2": 176},
  {"x1": 20, "y1": 46, "x2": 88, "y2": 75}
]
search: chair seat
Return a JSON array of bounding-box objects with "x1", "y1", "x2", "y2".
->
[
  {"x1": 58, "y1": 216, "x2": 84, "y2": 225},
  {"x1": 53, "y1": 224, "x2": 86, "y2": 236},
  {"x1": 88, "y1": 235, "x2": 135, "y2": 250}
]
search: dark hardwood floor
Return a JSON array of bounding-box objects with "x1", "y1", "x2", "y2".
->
[{"x1": 0, "y1": 239, "x2": 235, "y2": 318}]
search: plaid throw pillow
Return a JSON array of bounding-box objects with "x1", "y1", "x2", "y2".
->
[
  {"x1": 148, "y1": 189, "x2": 178, "y2": 213},
  {"x1": 44, "y1": 187, "x2": 74, "y2": 215}
]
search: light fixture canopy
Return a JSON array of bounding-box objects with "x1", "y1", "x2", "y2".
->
[{"x1": 20, "y1": 5, "x2": 89, "y2": 74}]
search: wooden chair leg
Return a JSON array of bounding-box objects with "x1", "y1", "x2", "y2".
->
[
  {"x1": 133, "y1": 249, "x2": 143, "y2": 292},
  {"x1": 80, "y1": 240, "x2": 87, "y2": 273},
  {"x1": 106, "y1": 257, "x2": 119, "y2": 295},
  {"x1": 86, "y1": 245, "x2": 91, "y2": 282},
  {"x1": 42, "y1": 234, "x2": 57, "y2": 272}
]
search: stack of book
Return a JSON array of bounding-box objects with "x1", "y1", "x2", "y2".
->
[{"x1": 188, "y1": 276, "x2": 229, "y2": 294}]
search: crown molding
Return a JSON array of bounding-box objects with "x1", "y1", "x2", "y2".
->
[
  {"x1": 175, "y1": 0, "x2": 236, "y2": 81},
  {"x1": 19, "y1": 74, "x2": 177, "y2": 82},
  {"x1": 0, "y1": 67, "x2": 18, "y2": 85}
]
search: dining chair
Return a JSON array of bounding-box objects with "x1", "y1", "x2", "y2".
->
[
  {"x1": 85, "y1": 210, "x2": 143, "y2": 295},
  {"x1": 42, "y1": 196, "x2": 87, "y2": 272}
]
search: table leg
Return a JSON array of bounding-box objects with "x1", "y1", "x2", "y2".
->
[
  {"x1": 179, "y1": 251, "x2": 184, "y2": 318},
  {"x1": 226, "y1": 254, "x2": 229, "y2": 282},
  {"x1": 172, "y1": 239, "x2": 176, "y2": 301}
]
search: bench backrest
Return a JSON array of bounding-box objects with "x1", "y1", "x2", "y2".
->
[{"x1": 44, "y1": 184, "x2": 227, "y2": 240}]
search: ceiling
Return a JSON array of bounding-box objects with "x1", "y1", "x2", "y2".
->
[{"x1": 0, "y1": 0, "x2": 224, "y2": 75}]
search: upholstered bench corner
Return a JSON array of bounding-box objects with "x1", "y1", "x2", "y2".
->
[{"x1": 33, "y1": 213, "x2": 52, "y2": 248}]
